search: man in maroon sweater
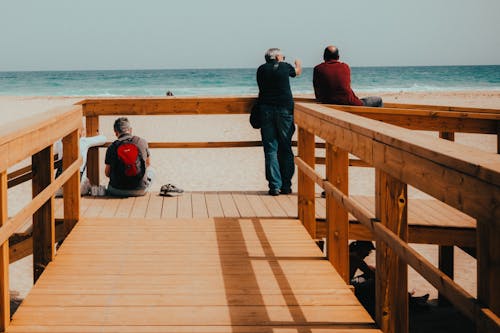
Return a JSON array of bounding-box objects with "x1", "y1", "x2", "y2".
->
[{"x1": 313, "y1": 45, "x2": 382, "y2": 107}]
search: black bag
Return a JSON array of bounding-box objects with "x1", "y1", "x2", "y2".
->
[{"x1": 249, "y1": 102, "x2": 261, "y2": 129}]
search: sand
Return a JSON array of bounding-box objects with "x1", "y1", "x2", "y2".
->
[{"x1": 3, "y1": 91, "x2": 499, "y2": 310}]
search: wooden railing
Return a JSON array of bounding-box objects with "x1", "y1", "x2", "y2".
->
[
  {"x1": 78, "y1": 97, "x2": 500, "y2": 184},
  {"x1": 0, "y1": 106, "x2": 82, "y2": 332},
  {"x1": 294, "y1": 102, "x2": 500, "y2": 333}
]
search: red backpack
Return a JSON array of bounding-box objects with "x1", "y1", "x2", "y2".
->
[{"x1": 115, "y1": 138, "x2": 146, "y2": 186}]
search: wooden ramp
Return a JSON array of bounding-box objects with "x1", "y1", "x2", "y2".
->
[{"x1": 8, "y1": 217, "x2": 381, "y2": 333}]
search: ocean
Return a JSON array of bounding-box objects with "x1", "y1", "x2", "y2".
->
[{"x1": 0, "y1": 65, "x2": 498, "y2": 96}]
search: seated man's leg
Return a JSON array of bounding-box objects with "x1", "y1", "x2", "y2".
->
[
  {"x1": 360, "y1": 96, "x2": 383, "y2": 107},
  {"x1": 106, "y1": 185, "x2": 148, "y2": 197},
  {"x1": 106, "y1": 168, "x2": 154, "y2": 197}
]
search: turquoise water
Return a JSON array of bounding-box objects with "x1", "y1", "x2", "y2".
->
[{"x1": 0, "y1": 65, "x2": 498, "y2": 96}]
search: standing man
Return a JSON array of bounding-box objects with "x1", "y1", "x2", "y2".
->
[
  {"x1": 313, "y1": 45, "x2": 383, "y2": 107},
  {"x1": 105, "y1": 117, "x2": 153, "y2": 197},
  {"x1": 257, "y1": 48, "x2": 302, "y2": 196}
]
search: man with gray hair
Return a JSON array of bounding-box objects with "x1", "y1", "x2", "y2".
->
[
  {"x1": 105, "y1": 117, "x2": 153, "y2": 197},
  {"x1": 256, "y1": 48, "x2": 302, "y2": 196}
]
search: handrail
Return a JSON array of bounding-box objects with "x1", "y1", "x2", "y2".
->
[
  {"x1": 0, "y1": 106, "x2": 82, "y2": 332},
  {"x1": 294, "y1": 102, "x2": 500, "y2": 332}
]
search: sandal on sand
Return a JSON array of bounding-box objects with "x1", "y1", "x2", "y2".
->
[{"x1": 160, "y1": 184, "x2": 184, "y2": 197}]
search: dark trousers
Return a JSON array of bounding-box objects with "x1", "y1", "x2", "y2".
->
[
  {"x1": 361, "y1": 96, "x2": 383, "y2": 107},
  {"x1": 260, "y1": 104, "x2": 295, "y2": 191}
]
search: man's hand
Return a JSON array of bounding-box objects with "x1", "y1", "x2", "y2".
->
[{"x1": 294, "y1": 58, "x2": 303, "y2": 76}]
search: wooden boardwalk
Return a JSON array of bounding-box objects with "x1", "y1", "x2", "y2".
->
[{"x1": 8, "y1": 217, "x2": 380, "y2": 332}]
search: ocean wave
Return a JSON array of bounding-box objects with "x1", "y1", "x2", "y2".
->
[{"x1": 0, "y1": 66, "x2": 498, "y2": 96}]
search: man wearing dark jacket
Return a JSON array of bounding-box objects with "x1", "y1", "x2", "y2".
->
[{"x1": 257, "y1": 48, "x2": 302, "y2": 196}]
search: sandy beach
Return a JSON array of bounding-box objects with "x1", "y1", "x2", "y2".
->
[{"x1": 4, "y1": 91, "x2": 499, "y2": 313}]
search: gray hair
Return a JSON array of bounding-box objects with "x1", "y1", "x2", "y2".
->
[
  {"x1": 113, "y1": 117, "x2": 131, "y2": 134},
  {"x1": 265, "y1": 48, "x2": 282, "y2": 63}
]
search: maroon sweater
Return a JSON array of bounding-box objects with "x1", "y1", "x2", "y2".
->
[{"x1": 313, "y1": 60, "x2": 363, "y2": 106}]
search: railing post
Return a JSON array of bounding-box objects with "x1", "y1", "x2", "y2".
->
[
  {"x1": 477, "y1": 219, "x2": 500, "y2": 332},
  {"x1": 438, "y1": 131, "x2": 455, "y2": 306},
  {"x1": 297, "y1": 127, "x2": 316, "y2": 237},
  {"x1": 32, "y1": 146, "x2": 55, "y2": 282},
  {"x1": 63, "y1": 129, "x2": 81, "y2": 235},
  {"x1": 325, "y1": 143, "x2": 349, "y2": 282},
  {"x1": 375, "y1": 169, "x2": 408, "y2": 333},
  {"x1": 85, "y1": 113, "x2": 100, "y2": 186},
  {"x1": 0, "y1": 171, "x2": 9, "y2": 332}
]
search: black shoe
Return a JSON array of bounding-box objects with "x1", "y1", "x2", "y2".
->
[
  {"x1": 268, "y1": 189, "x2": 280, "y2": 196},
  {"x1": 321, "y1": 191, "x2": 326, "y2": 198},
  {"x1": 280, "y1": 188, "x2": 292, "y2": 194}
]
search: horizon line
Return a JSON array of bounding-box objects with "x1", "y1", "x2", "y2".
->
[{"x1": 1, "y1": 64, "x2": 499, "y2": 73}]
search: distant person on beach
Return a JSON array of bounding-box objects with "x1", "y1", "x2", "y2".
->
[
  {"x1": 166, "y1": 90, "x2": 174, "y2": 96},
  {"x1": 313, "y1": 45, "x2": 383, "y2": 107},
  {"x1": 104, "y1": 117, "x2": 154, "y2": 197},
  {"x1": 256, "y1": 48, "x2": 302, "y2": 196}
]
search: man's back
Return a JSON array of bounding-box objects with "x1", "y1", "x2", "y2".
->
[
  {"x1": 313, "y1": 60, "x2": 363, "y2": 106},
  {"x1": 105, "y1": 134, "x2": 149, "y2": 190}
]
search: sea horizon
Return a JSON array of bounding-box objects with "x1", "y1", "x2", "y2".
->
[{"x1": 1, "y1": 65, "x2": 499, "y2": 97}]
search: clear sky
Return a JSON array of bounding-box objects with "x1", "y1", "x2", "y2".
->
[{"x1": 1, "y1": 0, "x2": 499, "y2": 71}]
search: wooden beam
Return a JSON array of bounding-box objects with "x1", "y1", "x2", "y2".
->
[
  {"x1": 315, "y1": 221, "x2": 476, "y2": 247},
  {"x1": 326, "y1": 144, "x2": 349, "y2": 283},
  {"x1": 0, "y1": 107, "x2": 82, "y2": 173},
  {"x1": 62, "y1": 130, "x2": 80, "y2": 235},
  {"x1": 477, "y1": 219, "x2": 500, "y2": 331},
  {"x1": 32, "y1": 146, "x2": 55, "y2": 282},
  {"x1": 0, "y1": 171, "x2": 9, "y2": 332},
  {"x1": 78, "y1": 97, "x2": 255, "y2": 116},
  {"x1": 438, "y1": 246, "x2": 454, "y2": 306},
  {"x1": 297, "y1": 127, "x2": 316, "y2": 237},
  {"x1": 9, "y1": 220, "x2": 66, "y2": 263},
  {"x1": 383, "y1": 102, "x2": 500, "y2": 114},
  {"x1": 376, "y1": 170, "x2": 409, "y2": 333}
]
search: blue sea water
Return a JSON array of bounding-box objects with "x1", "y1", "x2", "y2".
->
[{"x1": 0, "y1": 65, "x2": 498, "y2": 96}]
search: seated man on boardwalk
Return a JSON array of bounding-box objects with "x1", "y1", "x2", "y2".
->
[
  {"x1": 105, "y1": 117, "x2": 153, "y2": 197},
  {"x1": 313, "y1": 45, "x2": 383, "y2": 107}
]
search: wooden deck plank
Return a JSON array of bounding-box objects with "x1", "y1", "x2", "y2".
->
[
  {"x1": 8, "y1": 326, "x2": 381, "y2": 333},
  {"x1": 274, "y1": 194, "x2": 297, "y2": 218},
  {"x1": 12, "y1": 305, "x2": 374, "y2": 326},
  {"x1": 191, "y1": 192, "x2": 208, "y2": 218},
  {"x1": 9, "y1": 217, "x2": 379, "y2": 332},
  {"x1": 177, "y1": 192, "x2": 193, "y2": 218},
  {"x1": 113, "y1": 197, "x2": 135, "y2": 218},
  {"x1": 144, "y1": 193, "x2": 163, "y2": 218},
  {"x1": 245, "y1": 192, "x2": 272, "y2": 217},
  {"x1": 161, "y1": 196, "x2": 178, "y2": 218},
  {"x1": 231, "y1": 193, "x2": 256, "y2": 217},
  {"x1": 218, "y1": 193, "x2": 240, "y2": 217},
  {"x1": 97, "y1": 197, "x2": 121, "y2": 218},
  {"x1": 260, "y1": 195, "x2": 287, "y2": 217},
  {"x1": 82, "y1": 197, "x2": 107, "y2": 218},
  {"x1": 129, "y1": 193, "x2": 151, "y2": 218},
  {"x1": 205, "y1": 192, "x2": 224, "y2": 217}
]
